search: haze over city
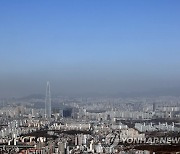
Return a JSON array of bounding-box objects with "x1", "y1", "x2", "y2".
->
[
  {"x1": 1, "y1": 0, "x2": 180, "y2": 97},
  {"x1": 1, "y1": 1, "x2": 180, "y2": 153}
]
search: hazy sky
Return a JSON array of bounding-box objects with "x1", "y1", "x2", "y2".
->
[{"x1": 0, "y1": 0, "x2": 180, "y2": 97}]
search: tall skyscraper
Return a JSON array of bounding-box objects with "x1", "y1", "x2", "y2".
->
[
  {"x1": 153, "y1": 102, "x2": 156, "y2": 112},
  {"x1": 45, "y1": 81, "x2": 51, "y2": 118}
]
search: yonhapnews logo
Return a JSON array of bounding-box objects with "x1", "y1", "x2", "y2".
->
[{"x1": 105, "y1": 133, "x2": 180, "y2": 146}]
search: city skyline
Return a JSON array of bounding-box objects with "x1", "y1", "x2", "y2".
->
[{"x1": 0, "y1": 1, "x2": 180, "y2": 153}]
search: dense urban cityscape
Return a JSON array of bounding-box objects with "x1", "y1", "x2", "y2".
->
[
  {"x1": 1, "y1": 0, "x2": 180, "y2": 153},
  {"x1": 0, "y1": 82, "x2": 179, "y2": 153}
]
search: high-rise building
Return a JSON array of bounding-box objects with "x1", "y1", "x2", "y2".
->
[
  {"x1": 45, "y1": 81, "x2": 51, "y2": 118},
  {"x1": 153, "y1": 102, "x2": 156, "y2": 112}
]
